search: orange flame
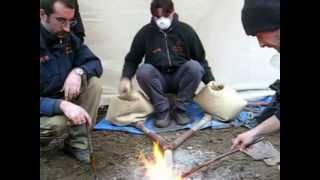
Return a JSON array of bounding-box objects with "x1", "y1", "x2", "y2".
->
[{"x1": 140, "y1": 142, "x2": 182, "y2": 180}]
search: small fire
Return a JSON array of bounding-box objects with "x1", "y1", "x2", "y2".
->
[{"x1": 139, "y1": 142, "x2": 182, "y2": 180}]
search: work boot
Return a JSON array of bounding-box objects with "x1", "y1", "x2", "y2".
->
[
  {"x1": 174, "y1": 109, "x2": 192, "y2": 125},
  {"x1": 64, "y1": 145, "x2": 90, "y2": 163},
  {"x1": 154, "y1": 110, "x2": 171, "y2": 128}
]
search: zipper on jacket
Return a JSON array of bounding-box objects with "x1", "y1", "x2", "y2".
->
[{"x1": 163, "y1": 32, "x2": 172, "y2": 67}]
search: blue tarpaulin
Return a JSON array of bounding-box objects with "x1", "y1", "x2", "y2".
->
[{"x1": 95, "y1": 96, "x2": 273, "y2": 134}]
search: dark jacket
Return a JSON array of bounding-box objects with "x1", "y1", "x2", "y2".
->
[
  {"x1": 122, "y1": 14, "x2": 215, "y2": 84},
  {"x1": 256, "y1": 79, "x2": 280, "y2": 122},
  {"x1": 40, "y1": 24, "x2": 103, "y2": 116}
]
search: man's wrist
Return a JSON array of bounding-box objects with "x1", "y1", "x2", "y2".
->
[
  {"x1": 247, "y1": 128, "x2": 259, "y2": 139},
  {"x1": 59, "y1": 100, "x2": 68, "y2": 111},
  {"x1": 73, "y1": 67, "x2": 85, "y2": 76}
]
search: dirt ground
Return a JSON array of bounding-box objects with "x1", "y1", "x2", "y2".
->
[{"x1": 40, "y1": 123, "x2": 280, "y2": 180}]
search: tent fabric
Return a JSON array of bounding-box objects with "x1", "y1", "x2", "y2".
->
[{"x1": 78, "y1": 0, "x2": 280, "y2": 105}]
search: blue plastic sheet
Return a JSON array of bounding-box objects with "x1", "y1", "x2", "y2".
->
[{"x1": 95, "y1": 96, "x2": 273, "y2": 134}]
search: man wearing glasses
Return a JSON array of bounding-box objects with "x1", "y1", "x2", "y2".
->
[{"x1": 40, "y1": 0, "x2": 103, "y2": 163}]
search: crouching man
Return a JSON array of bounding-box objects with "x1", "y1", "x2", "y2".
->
[
  {"x1": 232, "y1": 0, "x2": 280, "y2": 151},
  {"x1": 119, "y1": 0, "x2": 215, "y2": 128},
  {"x1": 40, "y1": 0, "x2": 103, "y2": 163}
]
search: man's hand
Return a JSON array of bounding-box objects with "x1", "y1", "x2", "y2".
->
[
  {"x1": 232, "y1": 116, "x2": 280, "y2": 151},
  {"x1": 62, "y1": 69, "x2": 82, "y2": 101},
  {"x1": 59, "y1": 100, "x2": 92, "y2": 127},
  {"x1": 231, "y1": 129, "x2": 258, "y2": 151},
  {"x1": 119, "y1": 77, "x2": 132, "y2": 96}
]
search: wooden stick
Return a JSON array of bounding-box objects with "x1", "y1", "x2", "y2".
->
[{"x1": 182, "y1": 137, "x2": 264, "y2": 178}]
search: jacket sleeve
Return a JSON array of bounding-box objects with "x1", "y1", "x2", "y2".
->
[
  {"x1": 188, "y1": 27, "x2": 215, "y2": 84},
  {"x1": 40, "y1": 97, "x2": 62, "y2": 116},
  {"x1": 121, "y1": 29, "x2": 146, "y2": 79},
  {"x1": 270, "y1": 79, "x2": 280, "y2": 121},
  {"x1": 73, "y1": 44, "x2": 103, "y2": 80},
  {"x1": 275, "y1": 108, "x2": 280, "y2": 121}
]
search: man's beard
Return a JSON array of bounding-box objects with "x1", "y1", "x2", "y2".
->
[
  {"x1": 56, "y1": 32, "x2": 68, "y2": 38},
  {"x1": 43, "y1": 19, "x2": 69, "y2": 38}
]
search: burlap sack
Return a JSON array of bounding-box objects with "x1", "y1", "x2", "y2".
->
[
  {"x1": 194, "y1": 81, "x2": 247, "y2": 121},
  {"x1": 106, "y1": 90, "x2": 154, "y2": 126}
]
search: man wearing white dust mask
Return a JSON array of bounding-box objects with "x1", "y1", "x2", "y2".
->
[{"x1": 119, "y1": 0, "x2": 215, "y2": 128}]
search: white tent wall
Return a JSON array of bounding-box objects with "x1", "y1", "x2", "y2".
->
[{"x1": 78, "y1": 0, "x2": 280, "y2": 105}]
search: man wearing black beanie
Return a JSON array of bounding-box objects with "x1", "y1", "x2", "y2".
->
[
  {"x1": 232, "y1": 0, "x2": 280, "y2": 151},
  {"x1": 242, "y1": 0, "x2": 280, "y2": 52}
]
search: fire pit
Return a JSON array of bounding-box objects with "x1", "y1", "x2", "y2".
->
[
  {"x1": 135, "y1": 142, "x2": 217, "y2": 180},
  {"x1": 138, "y1": 143, "x2": 182, "y2": 180},
  {"x1": 40, "y1": 129, "x2": 280, "y2": 180}
]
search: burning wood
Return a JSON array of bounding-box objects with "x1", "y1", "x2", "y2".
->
[{"x1": 139, "y1": 142, "x2": 183, "y2": 180}]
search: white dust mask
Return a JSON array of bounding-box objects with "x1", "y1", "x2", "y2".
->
[{"x1": 155, "y1": 17, "x2": 172, "y2": 30}]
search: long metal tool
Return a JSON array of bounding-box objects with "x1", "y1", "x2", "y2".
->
[
  {"x1": 86, "y1": 125, "x2": 98, "y2": 180},
  {"x1": 169, "y1": 113, "x2": 212, "y2": 150},
  {"x1": 134, "y1": 121, "x2": 169, "y2": 149},
  {"x1": 134, "y1": 121, "x2": 174, "y2": 169},
  {"x1": 181, "y1": 137, "x2": 265, "y2": 178}
]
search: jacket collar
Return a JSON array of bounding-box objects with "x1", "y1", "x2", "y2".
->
[
  {"x1": 40, "y1": 23, "x2": 61, "y2": 49},
  {"x1": 40, "y1": 23, "x2": 81, "y2": 50}
]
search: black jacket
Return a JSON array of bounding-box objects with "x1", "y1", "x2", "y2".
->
[
  {"x1": 256, "y1": 79, "x2": 280, "y2": 122},
  {"x1": 122, "y1": 14, "x2": 215, "y2": 84}
]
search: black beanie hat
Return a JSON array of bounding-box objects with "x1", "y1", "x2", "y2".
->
[{"x1": 241, "y1": 0, "x2": 280, "y2": 36}]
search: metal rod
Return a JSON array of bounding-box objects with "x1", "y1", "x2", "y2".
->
[
  {"x1": 134, "y1": 121, "x2": 174, "y2": 168},
  {"x1": 182, "y1": 137, "x2": 265, "y2": 178},
  {"x1": 169, "y1": 114, "x2": 212, "y2": 150},
  {"x1": 86, "y1": 125, "x2": 98, "y2": 180},
  {"x1": 134, "y1": 121, "x2": 170, "y2": 150},
  {"x1": 182, "y1": 148, "x2": 239, "y2": 178}
]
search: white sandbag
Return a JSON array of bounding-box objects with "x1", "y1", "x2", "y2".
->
[
  {"x1": 106, "y1": 90, "x2": 154, "y2": 126},
  {"x1": 194, "y1": 81, "x2": 247, "y2": 121}
]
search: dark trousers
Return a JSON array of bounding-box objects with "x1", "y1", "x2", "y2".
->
[{"x1": 136, "y1": 60, "x2": 204, "y2": 113}]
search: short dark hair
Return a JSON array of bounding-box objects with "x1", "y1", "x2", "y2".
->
[
  {"x1": 150, "y1": 0, "x2": 174, "y2": 17},
  {"x1": 40, "y1": 0, "x2": 76, "y2": 15}
]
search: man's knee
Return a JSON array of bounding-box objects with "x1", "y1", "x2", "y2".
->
[
  {"x1": 87, "y1": 77, "x2": 103, "y2": 93},
  {"x1": 183, "y1": 60, "x2": 204, "y2": 76},
  {"x1": 40, "y1": 116, "x2": 69, "y2": 137},
  {"x1": 136, "y1": 64, "x2": 158, "y2": 82}
]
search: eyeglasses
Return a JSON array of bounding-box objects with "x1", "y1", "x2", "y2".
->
[{"x1": 55, "y1": 17, "x2": 78, "y2": 28}]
